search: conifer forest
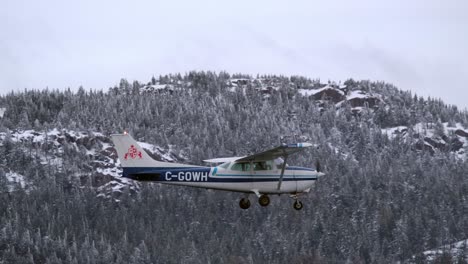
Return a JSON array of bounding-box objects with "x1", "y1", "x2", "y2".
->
[{"x1": 0, "y1": 72, "x2": 467, "y2": 263}]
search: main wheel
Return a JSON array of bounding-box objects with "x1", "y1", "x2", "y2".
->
[
  {"x1": 293, "y1": 200, "x2": 303, "y2": 210},
  {"x1": 258, "y1": 194, "x2": 270, "y2": 207},
  {"x1": 239, "y1": 198, "x2": 251, "y2": 209}
]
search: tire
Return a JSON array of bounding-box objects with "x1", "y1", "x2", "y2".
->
[
  {"x1": 239, "y1": 198, "x2": 251, "y2": 209},
  {"x1": 258, "y1": 195, "x2": 270, "y2": 207},
  {"x1": 293, "y1": 200, "x2": 303, "y2": 210}
]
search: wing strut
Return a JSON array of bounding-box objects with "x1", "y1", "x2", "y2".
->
[{"x1": 277, "y1": 154, "x2": 288, "y2": 190}]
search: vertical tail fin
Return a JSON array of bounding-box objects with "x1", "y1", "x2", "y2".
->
[
  {"x1": 111, "y1": 134, "x2": 161, "y2": 167},
  {"x1": 111, "y1": 134, "x2": 197, "y2": 168}
]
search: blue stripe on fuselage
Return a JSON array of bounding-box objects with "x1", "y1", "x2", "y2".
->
[
  {"x1": 123, "y1": 167, "x2": 211, "y2": 182},
  {"x1": 122, "y1": 167, "x2": 317, "y2": 183}
]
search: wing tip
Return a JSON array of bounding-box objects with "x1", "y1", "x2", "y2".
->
[{"x1": 287, "y1": 142, "x2": 313, "y2": 148}]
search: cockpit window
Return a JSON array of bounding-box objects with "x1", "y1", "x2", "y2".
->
[
  {"x1": 230, "y1": 160, "x2": 281, "y2": 171},
  {"x1": 253, "y1": 161, "x2": 267, "y2": 170},
  {"x1": 219, "y1": 162, "x2": 230, "y2": 169},
  {"x1": 231, "y1": 162, "x2": 251, "y2": 171}
]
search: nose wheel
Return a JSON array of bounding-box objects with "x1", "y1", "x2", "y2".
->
[
  {"x1": 293, "y1": 200, "x2": 303, "y2": 210},
  {"x1": 239, "y1": 198, "x2": 251, "y2": 209}
]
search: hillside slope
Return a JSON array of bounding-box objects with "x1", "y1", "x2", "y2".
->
[{"x1": 0, "y1": 72, "x2": 467, "y2": 263}]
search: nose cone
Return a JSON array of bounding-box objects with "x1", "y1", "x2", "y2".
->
[{"x1": 316, "y1": 171, "x2": 325, "y2": 178}]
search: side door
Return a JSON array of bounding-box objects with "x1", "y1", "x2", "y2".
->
[
  {"x1": 229, "y1": 162, "x2": 254, "y2": 191},
  {"x1": 251, "y1": 161, "x2": 277, "y2": 192}
]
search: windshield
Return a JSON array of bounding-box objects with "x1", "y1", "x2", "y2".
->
[
  {"x1": 274, "y1": 158, "x2": 287, "y2": 169},
  {"x1": 219, "y1": 162, "x2": 230, "y2": 169}
]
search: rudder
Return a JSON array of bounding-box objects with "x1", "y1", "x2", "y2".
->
[
  {"x1": 111, "y1": 134, "x2": 197, "y2": 168},
  {"x1": 111, "y1": 134, "x2": 161, "y2": 167}
]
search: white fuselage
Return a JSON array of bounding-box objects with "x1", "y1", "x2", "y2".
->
[{"x1": 124, "y1": 165, "x2": 322, "y2": 195}]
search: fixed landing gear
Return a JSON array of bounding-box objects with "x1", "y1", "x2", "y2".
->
[
  {"x1": 293, "y1": 200, "x2": 303, "y2": 210},
  {"x1": 258, "y1": 194, "x2": 270, "y2": 207},
  {"x1": 239, "y1": 198, "x2": 251, "y2": 209},
  {"x1": 239, "y1": 193, "x2": 303, "y2": 210},
  {"x1": 290, "y1": 193, "x2": 304, "y2": 210},
  {"x1": 239, "y1": 194, "x2": 270, "y2": 209}
]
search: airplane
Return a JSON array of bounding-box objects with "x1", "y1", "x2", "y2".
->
[{"x1": 111, "y1": 133, "x2": 324, "y2": 210}]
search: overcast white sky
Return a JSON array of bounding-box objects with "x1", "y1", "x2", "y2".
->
[{"x1": 1, "y1": 0, "x2": 467, "y2": 109}]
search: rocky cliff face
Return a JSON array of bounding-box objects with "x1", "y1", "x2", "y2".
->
[
  {"x1": 0, "y1": 129, "x2": 182, "y2": 199},
  {"x1": 382, "y1": 123, "x2": 468, "y2": 157}
]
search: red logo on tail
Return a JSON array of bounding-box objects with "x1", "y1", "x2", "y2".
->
[{"x1": 124, "y1": 145, "x2": 143, "y2": 160}]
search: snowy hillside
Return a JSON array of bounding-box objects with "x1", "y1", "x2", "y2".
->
[
  {"x1": 0, "y1": 72, "x2": 467, "y2": 263},
  {"x1": 0, "y1": 128, "x2": 182, "y2": 199},
  {"x1": 2, "y1": 120, "x2": 466, "y2": 198}
]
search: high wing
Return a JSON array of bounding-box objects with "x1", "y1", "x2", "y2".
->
[
  {"x1": 236, "y1": 143, "x2": 315, "y2": 190},
  {"x1": 203, "y1": 143, "x2": 314, "y2": 164},
  {"x1": 236, "y1": 143, "x2": 314, "y2": 162},
  {"x1": 203, "y1": 157, "x2": 245, "y2": 164}
]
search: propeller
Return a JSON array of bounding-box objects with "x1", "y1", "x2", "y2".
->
[{"x1": 315, "y1": 160, "x2": 321, "y2": 173}]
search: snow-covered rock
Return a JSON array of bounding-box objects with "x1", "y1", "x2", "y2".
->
[
  {"x1": 229, "y1": 78, "x2": 250, "y2": 87},
  {"x1": 455, "y1": 129, "x2": 468, "y2": 138},
  {"x1": 382, "y1": 123, "x2": 468, "y2": 159},
  {"x1": 4, "y1": 172, "x2": 27, "y2": 192},
  {"x1": 299, "y1": 85, "x2": 345, "y2": 103},
  {"x1": 0, "y1": 129, "x2": 181, "y2": 199},
  {"x1": 141, "y1": 84, "x2": 175, "y2": 93},
  {"x1": 346, "y1": 90, "x2": 381, "y2": 108},
  {"x1": 415, "y1": 239, "x2": 468, "y2": 263}
]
